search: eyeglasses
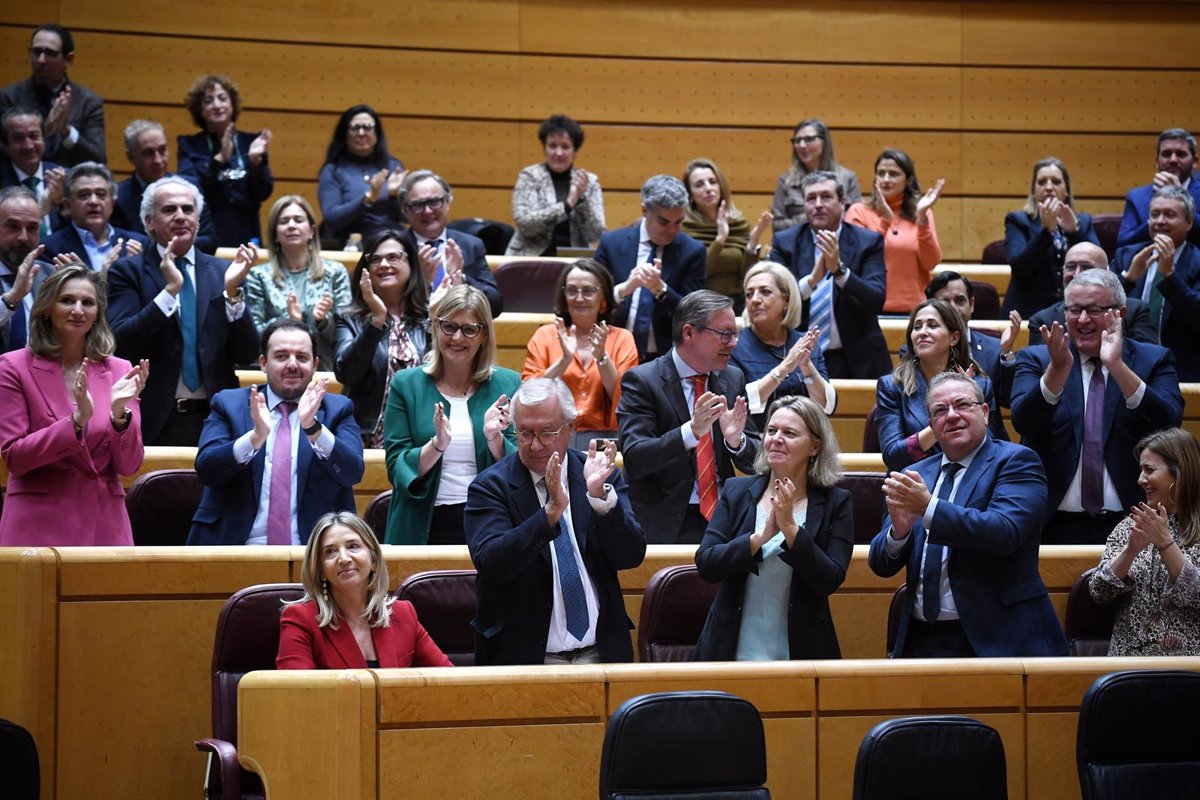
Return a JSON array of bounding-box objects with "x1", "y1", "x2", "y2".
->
[
  {"x1": 348, "y1": 123, "x2": 376, "y2": 134},
  {"x1": 406, "y1": 196, "x2": 447, "y2": 213},
  {"x1": 698, "y1": 325, "x2": 739, "y2": 344},
  {"x1": 792, "y1": 135, "x2": 821, "y2": 145},
  {"x1": 564, "y1": 285, "x2": 600, "y2": 299},
  {"x1": 437, "y1": 319, "x2": 484, "y2": 339},
  {"x1": 515, "y1": 424, "x2": 568, "y2": 446},
  {"x1": 929, "y1": 399, "x2": 985, "y2": 420},
  {"x1": 367, "y1": 252, "x2": 407, "y2": 268},
  {"x1": 1064, "y1": 304, "x2": 1119, "y2": 319},
  {"x1": 30, "y1": 47, "x2": 62, "y2": 59}
]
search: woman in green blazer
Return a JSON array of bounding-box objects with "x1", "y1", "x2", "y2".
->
[{"x1": 383, "y1": 285, "x2": 520, "y2": 544}]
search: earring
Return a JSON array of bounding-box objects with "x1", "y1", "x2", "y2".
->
[{"x1": 321, "y1": 579, "x2": 329, "y2": 604}]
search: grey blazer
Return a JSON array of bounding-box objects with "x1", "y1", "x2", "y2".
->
[
  {"x1": 244, "y1": 259, "x2": 352, "y2": 368},
  {"x1": 505, "y1": 163, "x2": 606, "y2": 256}
]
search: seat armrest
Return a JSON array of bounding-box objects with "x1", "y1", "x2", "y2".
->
[{"x1": 195, "y1": 738, "x2": 241, "y2": 800}]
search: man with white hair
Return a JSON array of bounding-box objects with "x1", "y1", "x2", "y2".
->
[
  {"x1": 106, "y1": 176, "x2": 259, "y2": 445},
  {"x1": 465, "y1": 377, "x2": 646, "y2": 666}
]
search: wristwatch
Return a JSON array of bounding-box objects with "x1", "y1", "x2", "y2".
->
[
  {"x1": 223, "y1": 288, "x2": 244, "y2": 305},
  {"x1": 833, "y1": 262, "x2": 847, "y2": 277},
  {"x1": 1, "y1": 293, "x2": 15, "y2": 311},
  {"x1": 303, "y1": 419, "x2": 323, "y2": 436}
]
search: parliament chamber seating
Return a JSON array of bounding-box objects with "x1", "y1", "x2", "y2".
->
[
  {"x1": 125, "y1": 469, "x2": 205, "y2": 547},
  {"x1": 970, "y1": 279, "x2": 1002, "y2": 321},
  {"x1": 491, "y1": 258, "x2": 564, "y2": 313},
  {"x1": 196, "y1": 583, "x2": 303, "y2": 800},
  {"x1": 0, "y1": 718, "x2": 40, "y2": 800},
  {"x1": 394, "y1": 570, "x2": 478, "y2": 666},
  {"x1": 1064, "y1": 568, "x2": 1117, "y2": 657},
  {"x1": 1091, "y1": 213, "x2": 1122, "y2": 261},
  {"x1": 1076, "y1": 670, "x2": 1200, "y2": 800},
  {"x1": 600, "y1": 691, "x2": 770, "y2": 800},
  {"x1": 363, "y1": 490, "x2": 392, "y2": 539},
  {"x1": 637, "y1": 565, "x2": 718, "y2": 663},
  {"x1": 981, "y1": 240, "x2": 1007, "y2": 265},
  {"x1": 860, "y1": 406, "x2": 880, "y2": 453},
  {"x1": 885, "y1": 584, "x2": 908, "y2": 658},
  {"x1": 852, "y1": 716, "x2": 1008, "y2": 800},
  {"x1": 836, "y1": 472, "x2": 887, "y2": 544}
]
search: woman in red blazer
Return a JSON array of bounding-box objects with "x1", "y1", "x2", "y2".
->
[
  {"x1": 0, "y1": 264, "x2": 147, "y2": 546},
  {"x1": 277, "y1": 512, "x2": 453, "y2": 669}
]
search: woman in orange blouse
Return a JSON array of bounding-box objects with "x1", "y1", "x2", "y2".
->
[
  {"x1": 521, "y1": 259, "x2": 638, "y2": 448},
  {"x1": 845, "y1": 149, "x2": 945, "y2": 314}
]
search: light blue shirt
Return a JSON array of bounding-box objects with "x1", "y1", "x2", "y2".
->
[
  {"x1": 736, "y1": 501, "x2": 806, "y2": 660},
  {"x1": 72, "y1": 223, "x2": 115, "y2": 271}
]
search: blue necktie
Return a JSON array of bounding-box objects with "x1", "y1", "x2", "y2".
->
[
  {"x1": 631, "y1": 243, "x2": 657, "y2": 348},
  {"x1": 809, "y1": 273, "x2": 834, "y2": 354},
  {"x1": 544, "y1": 479, "x2": 588, "y2": 641},
  {"x1": 921, "y1": 462, "x2": 963, "y2": 622},
  {"x1": 178, "y1": 258, "x2": 201, "y2": 391},
  {"x1": 429, "y1": 238, "x2": 445, "y2": 288}
]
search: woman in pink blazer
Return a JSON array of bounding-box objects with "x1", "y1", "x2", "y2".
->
[
  {"x1": 277, "y1": 512, "x2": 452, "y2": 669},
  {"x1": 0, "y1": 265, "x2": 147, "y2": 546}
]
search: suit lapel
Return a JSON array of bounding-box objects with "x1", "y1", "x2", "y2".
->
[
  {"x1": 803, "y1": 489, "x2": 826, "y2": 541},
  {"x1": 566, "y1": 451, "x2": 592, "y2": 554},
  {"x1": 66, "y1": 226, "x2": 88, "y2": 266},
  {"x1": 953, "y1": 439, "x2": 996, "y2": 509},
  {"x1": 795, "y1": 226, "x2": 816, "y2": 279},
  {"x1": 661, "y1": 355, "x2": 691, "y2": 426},
  {"x1": 506, "y1": 457, "x2": 549, "y2": 564},
  {"x1": 193, "y1": 253, "x2": 219, "y2": 335},
  {"x1": 323, "y1": 621, "x2": 366, "y2": 668},
  {"x1": 28, "y1": 353, "x2": 68, "y2": 421}
]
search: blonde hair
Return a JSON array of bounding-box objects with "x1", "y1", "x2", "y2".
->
[
  {"x1": 264, "y1": 195, "x2": 325, "y2": 286},
  {"x1": 752, "y1": 395, "x2": 843, "y2": 487},
  {"x1": 423, "y1": 285, "x2": 497, "y2": 383},
  {"x1": 28, "y1": 265, "x2": 116, "y2": 361},
  {"x1": 741, "y1": 261, "x2": 803, "y2": 329},
  {"x1": 293, "y1": 512, "x2": 393, "y2": 629}
]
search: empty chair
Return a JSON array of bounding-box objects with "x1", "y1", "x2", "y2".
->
[
  {"x1": 1077, "y1": 670, "x2": 1200, "y2": 800},
  {"x1": 637, "y1": 565, "x2": 719, "y2": 662},
  {"x1": 125, "y1": 469, "x2": 204, "y2": 546},
  {"x1": 1091, "y1": 213, "x2": 1122, "y2": 261},
  {"x1": 394, "y1": 570, "x2": 478, "y2": 666},
  {"x1": 885, "y1": 583, "x2": 908, "y2": 658},
  {"x1": 853, "y1": 715, "x2": 1007, "y2": 800},
  {"x1": 969, "y1": 280, "x2": 1002, "y2": 321},
  {"x1": 0, "y1": 718, "x2": 39, "y2": 800},
  {"x1": 981, "y1": 239, "x2": 1006, "y2": 264},
  {"x1": 600, "y1": 691, "x2": 770, "y2": 799},
  {"x1": 862, "y1": 405, "x2": 880, "y2": 453},
  {"x1": 491, "y1": 259, "x2": 564, "y2": 312},
  {"x1": 837, "y1": 471, "x2": 886, "y2": 545},
  {"x1": 195, "y1": 583, "x2": 304, "y2": 800},
  {"x1": 363, "y1": 490, "x2": 391, "y2": 540},
  {"x1": 1065, "y1": 567, "x2": 1118, "y2": 656}
]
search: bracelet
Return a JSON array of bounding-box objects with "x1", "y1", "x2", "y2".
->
[
  {"x1": 430, "y1": 437, "x2": 447, "y2": 453},
  {"x1": 111, "y1": 408, "x2": 132, "y2": 427},
  {"x1": 1157, "y1": 541, "x2": 1176, "y2": 553},
  {"x1": 596, "y1": 352, "x2": 610, "y2": 366},
  {"x1": 768, "y1": 368, "x2": 783, "y2": 383}
]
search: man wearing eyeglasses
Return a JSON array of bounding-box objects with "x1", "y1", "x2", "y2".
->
[
  {"x1": 1010, "y1": 268, "x2": 1183, "y2": 544},
  {"x1": 0, "y1": 24, "x2": 105, "y2": 167},
  {"x1": 617, "y1": 290, "x2": 759, "y2": 544},
  {"x1": 397, "y1": 170, "x2": 503, "y2": 317},
  {"x1": 869, "y1": 372, "x2": 1067, "y2": 658},
  {"x1": 465, "y1": 377, "x2": 646, "y2": 665}
]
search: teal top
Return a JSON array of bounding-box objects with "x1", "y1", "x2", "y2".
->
[
  {"x1": 736, "y1": 500, "x2": 807, "y2": 661},
  {"x1": 382, "y1": 366, "x2": 521, "y2": 544}
]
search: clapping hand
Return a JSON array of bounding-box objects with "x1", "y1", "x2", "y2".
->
[
  {"x1": 567, "y1": 169, "x2": 589, "y2": 208},
  {"x1": 159, "y1": 236, "x2": 185, "y2": 295},
  {"x1": 715, "y1": 200, "x2": 731, "y2": 243},
  {"x1": 1041, "y1": 321, "x2": 1072, "y2": 372},
  {"x1": 312, "y1": 293, "x2": 334, "y2": 324},
  {"x1": 748, "y1": 210, "x2": 771, "y2": 253},
  {"x1": 588, "y1": 321, "x2": 610, "y2": 362},
  {"x1": 386, "y1": 168, "x2": 408, "y2": 198},
  {"x1": 247, "y1": 128, "x2": 272, "y2": 167},
  {"x1": 1099, "y1": 309, "x2": 1124, "y2": 368},
  {"x1": 216, "y1": 125, "x2": 235, "y2": 165},
  {"x1": 1000, "y1": 310, "x2": 1022, "y2": 354},
  {"x1": 1130, "y1": 501, "x2": 1172, "y2": 550},
  {"x1": 874, "y1": 180, "x2": 894, "y2": 222},
  {"x1": 102, "y1": 238, "x2": 143, "y2": 273},
  {"x1": 770, "y1": 477, "x2": 801, "y2": 545},
  {"x1": 583, "y1": 438, "x2": 617, "y2": 498},
  {"x1": 298, "y1": 376, "x2": 327, "y2": 432},
  {"x1": 365, "y1": 169, "x2": 388, "y2": 203},
  {"x1": 360, "y1": 269, "x2": 387, "y2": 326},
  {"x1": 916, "y1": 179, "x2": 945, "y2": 221},
  {"x1": 248, "y1": 386, "x2": 272, "y2": 449},
  {"x1": 543, "y1": 451, "x2": 570, "y2": 524},
  {"x1": 883, "y1": 469, "x2": 931, "y2": 538},
  {"x1": 45, "y1": 86, "x2": 71, "y2": 137},
  {"x1": 1054, "y1": 199, "x2": 1079, "y2": 234},
  {"x1": 432, "y1": 401, "x2": 452, "y2": 452},
  {"x1": 110, "y1": 359, "x2": 149, "y2": 421},
  {"x1": 69, "y1": 358, "x2": 94, "y2": 430},
  {"x1": 554, "y1": 317, "x2": 578, "y2": 360},
  {"x1": 225, "y1": 243, "x2": 258, "y2": 295},
  {"x1": 719, "y1": 395, "x2": 749, "y2": 449},
  {"x1": 1152, "y1": 233, "x2": 1177, "y2": 278},
  {"x1": 1153, "y1": 170, "x2": 1183, "y2": 189},
  {"x1": 482, "y1": 394, "x2": 511, "y2": 442},
  {"x1": 287, "y1": 292, "x2": 303, "y2": 322},
  {"x1": 689, "y1": 390, "x2": 727, "y2": 439},
  {"x1": 813, "y1": 230, "x2": 839, "y2": 280},
  {"x1": 52, "y1": 252, "x2": 85, "y2": 270}
]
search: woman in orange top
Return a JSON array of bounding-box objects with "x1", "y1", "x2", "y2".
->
[
  {"x1": 521, "y1": 259, "x2": 638, "y2": 448},
  {"x1": 845, "y1": 149, "x2": 945, "y2": 314}
]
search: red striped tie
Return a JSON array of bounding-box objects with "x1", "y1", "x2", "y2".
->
[{"x1": 690, "y1": 375, "x2": 718, "y2": 520}]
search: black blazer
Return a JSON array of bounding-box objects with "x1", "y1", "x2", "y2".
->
[
  {"x1": 464, "y1": 449, "x2": 647, "y2": 665},
  {"x1": 1114, "y1": 241, "x2": 1200, "y2": 381},
  {"x1": 694, "y1": 477, "x2": 853, "y2": 661},
  {"x1": 112, "y1": 175, "x2": 219, "y2": 254},
  {"x1": 41, "y1": 223, "x2": 149, "y2": 265},
  {"x1": 332, "y1": 311, "x2": 429, "y2": 432},
  {"x1": 177, "y1": 131, "x2": 274, "y2": 247},
  {"x1": 1002, "y1": 210, "x2": 1100, "y2": 317},
  {"x1": 106, "y1": 248, "x2": 259, "y2": 443},
  {"x1": 401, "y1": 227, "x2": 503, "y2": 318},
  {"x1": 616, "y1": 352, "x2": 761, "y2": 543}
]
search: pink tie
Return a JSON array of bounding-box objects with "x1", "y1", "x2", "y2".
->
[{"x1": 267, "y1": 402, "x2": 295, "y2": 545}]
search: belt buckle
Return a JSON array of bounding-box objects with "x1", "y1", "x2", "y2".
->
[{"x1": 176, "y1": 398, "x2": 190, "y2": 413}]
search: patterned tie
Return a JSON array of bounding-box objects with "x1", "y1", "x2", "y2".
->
[
  {"x1": 178, "y1": 258, "x2": 201, "y2": 391},
  {"x1": 267, "y1": 402, "x2": 296, "y2": 545},
  {"x1": 21, "y1": 176, "x2": 50, "y2": 238},
  {"x1": 429, "y1": 237, "x2": 445, "y2": 288},
  {"x1": 1081, "y1": 358, "x2": 1105, "y2": 515},
  {"x1": 809, "y1": 273, "x2": 834, "y2": 355},
  {"x1": 542, "y1": 478, "x2": 588, "y2": 640},
  {"x1": 921, "y1": 462, "x2": 963, "y2": 622},
  {"x1": 690, "y1": 374, "x2": 719, "y2": 520},
  {"x1": 632, "y1": 242, "x2": 657, "y2": 341}
]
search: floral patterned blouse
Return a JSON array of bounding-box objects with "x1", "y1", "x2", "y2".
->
[{"x1": 1089, "y1": 515, "x2": 1200, "y2": 656}]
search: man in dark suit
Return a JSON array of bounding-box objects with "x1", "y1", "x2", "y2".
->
[
  {"x1": 1010, "y1": 268, "x2": 1183, "y2": 544},
  {"x1": 0, "y1": 24, "x2": 105, "y2": 167},
  {"x1": 1116, "y1": 128, "x2": 1200, "y2": 250},
  {"x1": 869, "y1": 372, "x2": 1068, "y2": 658},
  {"x1": 187, "y1": 319, "x2": 364, "y2": 545},
  {"x1": 113, "y1": 119, "x2": 217, "y2": 254},
  {"x1": 398, "y1": 169, "x2": 503, "y2": 317},
  {"x1": 594, "y1": 174, "x2": 707, "y2": 362},
  {"x1": 1113, "y1": 185, "x2": 1200, "y2": 381},
  {"x1": 107, "y1": 176, "x2": 259, "y2": 446},
  {"x1": 1028, "y1": 242, "x2": 1157, "y2": 345},
  {"x1": 768, "y1": 170, "x2": 890, "y2": 378},
  {"x1": 465, "y1": 377, "x2": 646, "y2": 665},
  {"x1": 616, "y1": 290, "x2": 759, "y2": 544},
  {"x1": 0, "y1": 186, "x2": 53, "y2": 353},
  {"x1": 1, "y1": 107, "x2": 64, "y2": 236},
  {"x1": 41, "y1": 162, "x2": 149, "y2": 270}
]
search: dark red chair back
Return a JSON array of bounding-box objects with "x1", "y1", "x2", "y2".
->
[
  {"x1": 862, "y1": 404, "x2": 880, "y2": 453},
  {"x1": 886, "y1": 583, "x2": 908, "y2": 658},
  {"x1": 1091, "y1": 213, "x2": 1122, "y2": 261},
  {"x1": 364, "y1": 490, "x2": 391, "y2": 540},
  {"x1": 637, "y1": 565, "x2": 719, "y2": 662},
  {"x1": 837, "y1": 472, "x2": 887, "y2": 544},
  {"x1": 126, "y1": 469, "x2": 204, "y2": 546},
  {"x1": 981, "y1": 240, "x2": 1006, "y2": 264},
  {"x1": 492, "y1": 259, "x2": 566, "y2": 313},
  {"x1": 1065, "y1": 567, "x2": 1118, "y2": 657},
  {"x1": 395, "y1": 570, "x2": 478, "y2": 666},
  {"x1": 969, "y1": 280, "x2": 1002, "y2": 321}
]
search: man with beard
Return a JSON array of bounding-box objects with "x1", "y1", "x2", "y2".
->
[
  {"x1": 1117, "y1": 128, "x2": 1200, "y2": 250},
  {"x1": 0, "y1": 186, "x2": 52, "y2": 353},
  {"x1": 186, "y1": 319, "x2": 363, "y2": 545}
]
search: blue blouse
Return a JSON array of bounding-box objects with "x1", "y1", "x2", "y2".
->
[
  {"x1": 317, "y1": 155, "x2": 406, "y2": 244},
  {"x1": 730, "y1": 326, "x2": 829, "y2": 429}
]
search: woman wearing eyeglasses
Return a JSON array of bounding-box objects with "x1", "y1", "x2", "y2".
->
[
  {"x1": 771, "y1": 118, "x2": 862, "y2": 234},
  {"x1": 334, "y1": 230, "x2": 429, "y2": 446},
  {"x1": 521, "y1": 260, "x2": 638, "y2": 448},
  {"x1": 317, "y1": 104, "x2": 407, "y2": 247},
  {"x1": 382, "y1": 285, "x2": 520, "y2": 545},
  {"x1": 875, "y1": 299, "x2": 1007, "y2": 473}
]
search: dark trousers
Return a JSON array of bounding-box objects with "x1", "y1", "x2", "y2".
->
[
  {"x1": 429, "y1": 502, "x2": 467, "y2": 545},
  {"x1": 149, "y1": 399, "x2": 210, "y2": 446},
  {"x1": 824, "y1": 348, "x2": 852, "y2": 379},
  {"x1": 676, "y1": 504, "x2": 709, "y2": 545},
  {"x1": 900, "y1": 617, "x2": 976, "y2": 658},
  {"x1": 1044, "y1": 509, "x2": 1123, "y2": 545}
]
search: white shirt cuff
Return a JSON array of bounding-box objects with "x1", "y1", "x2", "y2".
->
[
  {"x1": 1125, "y1": 379, "x2": 1146, "y2": 409},
  {"x1": 154, "y1": 289, "x2": 179, "y2": 317},
  {"x1": 586, "y1": 484, "x2": 619, "y2": 515},
  {"x1": 309, "y1": 425, "x2": 335, "y2": 458},
  {"x1": 233, "y1": 431, "x2": 257, "y2": 463},
  {"x1": 1039, "y1": 375, "x2": 1062, "y2": 405},
  {"x1": 680, "y1": 421, "x2": 699, "y2": 451}
]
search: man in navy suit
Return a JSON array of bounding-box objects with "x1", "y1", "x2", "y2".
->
[
  {"x1": 398, "y1": 169, "x2": 503, "y2": 317},
  {"x1": 1, "y1": 107, "x2": 64, "y2": 235},
  {"x1": 768, "y1": 170, "x2": 890, "y2": 379},
  {"x1": 113, "y1": 119, "x2": 217, "y2": 254},
  {"x1": 869, "y1": 372, "x2": 1067, "y2": 658},
  {"x1": 594, "y1": 174, "x2": 706, "y2": 362},
  {"x1": 107, "y1": 176, "x2": 259, "y2": 445},
  {"x1": 41, "y1": 162, "x2": 148, "y2": 270},
  {"x1": 924, "y1": 270, "x2": 1020, "y2": 407},
  {"x1": 1112, "y1": 185, "x2": 1199, "y2": 381},
  {"x1": 616, "y1": 290, "x2": 759, "y2": 544},
  {"x1": 187, "y1": 319, "x2": 364, "y2": 546},
  {"x1": 1010, "y1": 269, "x2": 1183, "y2": 544},
  {"x1": 1116, "y1": 128, "x2": 1200, "y2": 250},
  {"x1": 465, "y1": 378, "x2": 646, "y2": 665},
  {"x1": 0, "y1": 187, "x2": 53, "y2": 353}
]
